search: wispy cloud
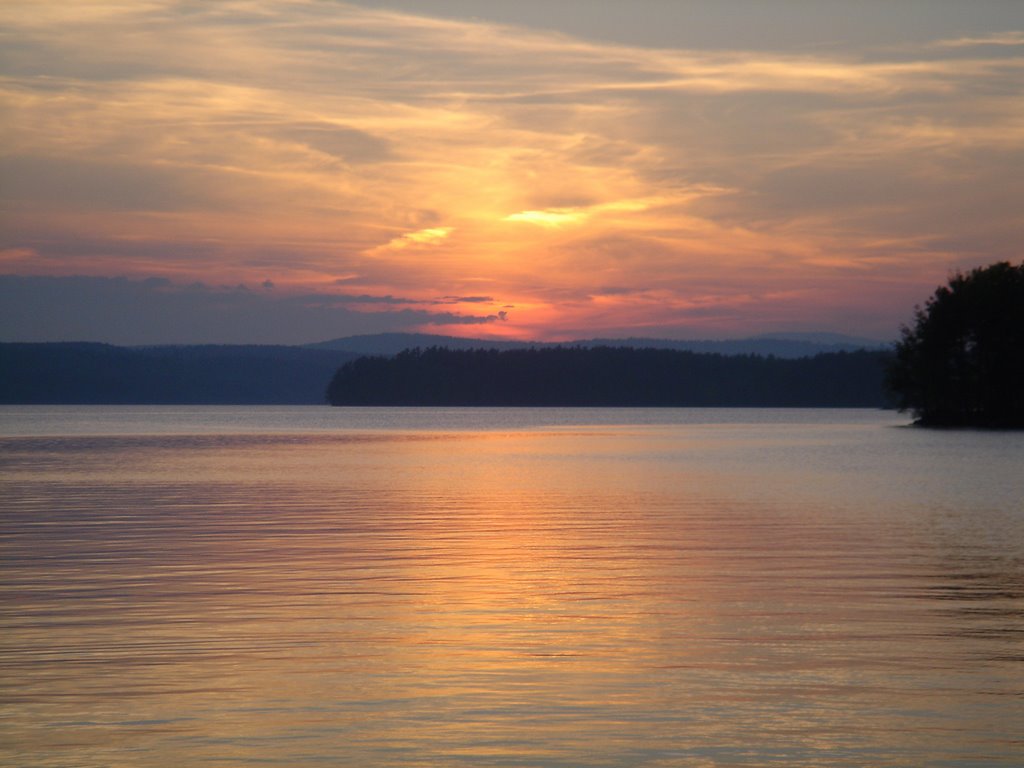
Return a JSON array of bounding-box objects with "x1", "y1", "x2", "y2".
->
[
  {"x1": 1, "y1": 1, "x2": 1022, "y2": 341},
  {"x1": 935, "y1": 31, "x2": 1024, "y2": 48},
  {"x1": 504, "y1": 199, "x2": 656, "y2": 228},
  {"x1": 378, "y1": 227, "x2": 454, "y2": 251},
  {"x1": 0, "y1": 275, "x2": 506, "y2": 344}
]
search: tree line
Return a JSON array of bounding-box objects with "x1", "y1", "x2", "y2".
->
[{"x1": 326, "y1": 346, "x2": 892, "y2": 407}]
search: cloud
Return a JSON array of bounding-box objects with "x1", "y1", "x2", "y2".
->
[
  {"x1": 0, "y1": 276, "x2": 505, "y2": 345},
  {"x1": 504, "y1": 209, "x2": 587, "y2": 228},
  {"x1": 504, "y1": 199, "x2": 656, "y2": 228},
  {"x1": 277, "y1": 122, "x2": 394, "y2": 164},
  {"x1": 300, "y1": 293, "x2": 422, "y2": 306},
  {"x1": 426, "y1": 311, "x2": 506, "y2": 326},
  {"x1": 378, "y1": 227, "x2": 455, "y2": 251},
  {"x1": 0, "y1": 155, "x2": 206, "y2": 212},
  {"x1": 936, "y1": 31, "x2": 1024, "y2": 48},
  {"x1": 1, "y1": 2, "x2": 1021, "y2": 341}
]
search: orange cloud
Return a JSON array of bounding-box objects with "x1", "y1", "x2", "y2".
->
[
  {"x1": 378, "y1": 227, "x2": 455, "y2": 251},
  {"x1": 1, "y1": 1, "x2": 1022, "y2": 342}
]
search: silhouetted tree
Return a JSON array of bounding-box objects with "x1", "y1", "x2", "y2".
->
[{"x1": 888, "y1": 261, "x2": 1024, "y2": 427}]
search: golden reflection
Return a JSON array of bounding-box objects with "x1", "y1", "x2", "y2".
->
[{"x1": 2, "y1": 421, "x2": 1023, "y2": 765}]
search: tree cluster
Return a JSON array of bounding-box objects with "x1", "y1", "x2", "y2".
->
[
  {"x1": 326, "y1": 346, "x2": 891, "y2": 407},
  {"x1": 888, "y1": 261, "x2": 1024, "y2": 427}
]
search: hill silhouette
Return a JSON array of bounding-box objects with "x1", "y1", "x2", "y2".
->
[{"x1": 0, "y1": 343, "x2": 359, "y2": 404}]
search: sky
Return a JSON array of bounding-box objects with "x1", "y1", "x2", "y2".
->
[{"x1": 2, "y1": 0, "x2": 1023, "y2": 345}]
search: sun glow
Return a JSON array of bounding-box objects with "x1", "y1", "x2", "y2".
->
[
  {"x1": 504, "y1": 209, "x2": 587, "y2": 228},
  {"x1": 2, "y1": 1, "x2": 1022, "y2": 343}
]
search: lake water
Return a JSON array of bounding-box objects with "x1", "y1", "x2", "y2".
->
[{"x1": 1, "y1": 406, "x2": 1022, "y2": 767}]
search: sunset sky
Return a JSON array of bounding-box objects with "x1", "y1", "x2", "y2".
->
[{"x1": 2, "y1": 1, "x2": 1022, "y2": 344}]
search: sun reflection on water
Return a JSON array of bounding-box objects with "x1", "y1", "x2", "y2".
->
[{"x1": 2, "y1": 411, "x2": 1022, "y2": 766}]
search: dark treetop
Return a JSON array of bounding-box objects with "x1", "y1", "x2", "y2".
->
[
  {"x1": 887, "y1": 261, "x2": 1024, "y2": 428},
  {"x1": 327, "y1": 346, "x2": 892, "y2": 407}
]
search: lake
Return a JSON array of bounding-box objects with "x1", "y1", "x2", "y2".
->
[{"x1": 1, "y1": 406, "x2": 1022, "y2": 767}]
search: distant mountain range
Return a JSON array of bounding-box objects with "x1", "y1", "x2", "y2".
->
[
  {"x1": 307, "y1": 332, "x2": 890, "y2": 359},
  {"x1": 0, "y1": 343, "x2": 360, "y2": 404},
  {"x1": 0, "y1": 333, "x2": 892, "y2": 405}
]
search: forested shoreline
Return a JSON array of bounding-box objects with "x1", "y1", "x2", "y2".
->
[
  {"x1": 1, "y1": 342, "x2": 892, "y2": 406},
  {"x1": 327, "y1": 346, "x2": 893, "y2": 407}
]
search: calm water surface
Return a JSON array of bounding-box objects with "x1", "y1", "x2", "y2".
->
[{"x1": 1, "y1": 406, "x2": 1022, "y2": 766}]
